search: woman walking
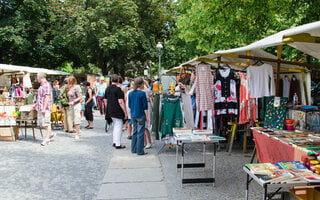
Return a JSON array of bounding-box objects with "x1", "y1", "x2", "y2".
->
[
  {"x1": 83, "y1": 81, "x2": 94, "y2": 129},
  {"x1": 129, "y1": 78, "x2": 148, "y2": 155},
  {"x1": 67, "y1": 76, "x2": 82, "y2": 140}
]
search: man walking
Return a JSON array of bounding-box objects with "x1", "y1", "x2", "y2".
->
[
  {"x1": 34, "y1": 72, "x2": 54, "y2": 146},
  {"x1": 104, "y1": 74, "x2": 127, "y2": 149},
  {"x1": 95, "y1": 76, "x2": 107, "y2": 115}
]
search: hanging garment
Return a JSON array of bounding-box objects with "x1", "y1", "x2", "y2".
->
[
  {"x1": 23, "y1": 73, "x2": 32, "y2": 88},
  {"x1": 263, "y1": 96, "x2": 288, "y2": 130},
  {"x1": 289, "y1": 75, "x2": 301, "y2": 103},
  {"x1": 196, "y1": 64, "x2": 214, "y2": 111},
  {"x1": 160, "y1": 97, "x2": 183, "y2": 138},
  {"x1": 239, "y1": 72, "x2": 249, "y2": 124},
  {"x1": 283, "y1": 76, "x2": 290, "y2": 98},
  {"x1": 279, "y1": 78, "x2": 284, "y2": 97},
  {"x1": 214, "y1": 68, "x2": 238, "y2": 116},
  {"x1": 248, "y1": 98, "x2": 257, "y2": 123},
  {"x1": 247, "y1": 64, "x2": 275, "y2": 98},
  {"x1": 181, "y1": 93, "x2": 194, "y2": 128},
  {"x1": 152, "y1": 94, "x2": 161, "y2": 140},
  {"x1": 207, "y1": 110, "x2": 213, "y2": 130}
]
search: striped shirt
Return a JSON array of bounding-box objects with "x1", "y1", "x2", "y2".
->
[
  {"x1": 36, "y1": 80, "x2": 53, "y2": 111},
  {"x1": 196, "y1": 64, "x2": 214, "y2": 111}
]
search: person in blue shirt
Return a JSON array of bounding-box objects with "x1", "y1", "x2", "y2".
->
[{"x1": 129, "y1": 77, "x2": 148, "y2": 155}]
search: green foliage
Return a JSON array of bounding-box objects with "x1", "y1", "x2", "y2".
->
[
  {"x1": 1, "y1": 0, "x2": 320, "y2": 75},
  {"x1": 175, "y1": 0, "x2": 320, "y2": 61},
  {"x1": 58, "y1": 62, "x2": 74, "y2": 73}
]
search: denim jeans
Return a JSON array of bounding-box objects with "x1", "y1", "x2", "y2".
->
[{"x1": 131, "y1": 116, "x2": 146, "y2": 155}]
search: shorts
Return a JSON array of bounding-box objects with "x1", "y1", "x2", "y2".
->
[
  {"x1": 38, "y1": 110, "x2": 51, "y2": 127},
  {"x1": 128, "y1": 119, "x2": 132, "y2": 125},
  {"x1": 70, "y1": 103, "x2": 82, "y2": 125}
]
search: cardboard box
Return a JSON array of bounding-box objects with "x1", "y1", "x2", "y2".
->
[
  {"x1": 0, "y1": 126, "x2": 17, "y2": 141},
  {"x1": 20, "y1": 110, "x2": 37, "y2": 120},
  {"x1": 19, "y1": 105, "x2": 37, "y2": 120},
  {"x1": 290, "y1": 186, "x2": 320, "y2": 200}
]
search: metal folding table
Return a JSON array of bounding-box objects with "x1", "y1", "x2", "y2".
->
[
  {"x1": 243, "y1": 166, "x2": 315, "y2": 200},
  {"x1": 175, "y1": 136, "x2": 225, "y2": 187}
]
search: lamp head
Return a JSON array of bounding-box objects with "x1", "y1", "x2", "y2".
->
[{"x1": 156, "y1": 42, "x2": 163, "y2": 50}]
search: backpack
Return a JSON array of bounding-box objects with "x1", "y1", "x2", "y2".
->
[{"x1": 59, "y1": 87, "x2": 69, "y2": 107}]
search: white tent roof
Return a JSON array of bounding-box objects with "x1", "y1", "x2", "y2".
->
[
  {"x1": 215, "y1": 21, "x2": 320, "y2": 60},
  {"x1": 199, "y1": 49, "x2": 305, "y2": 70},
  {"x1": 0, "y1": 64, "x2": 70, "y2": 75}
]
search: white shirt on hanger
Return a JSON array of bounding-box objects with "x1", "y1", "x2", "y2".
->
[
  {"x1": 247, "y1": 63, "x2": 275, "y2": 98},
  {"x1": 283, "y1": 76, "x2": 290, "y2": 98}
]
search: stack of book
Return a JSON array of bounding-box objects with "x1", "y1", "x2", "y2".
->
[{"x1": 246, "y1": 161, "x2": 320, "y2": 184}]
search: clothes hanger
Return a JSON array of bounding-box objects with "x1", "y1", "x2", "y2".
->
[
  {"x1": 253, "y1": 60, "x2": 264, "y2": 66},
  {"x1": 219, "y1": 64, "x2": 231, "y2": 70}
]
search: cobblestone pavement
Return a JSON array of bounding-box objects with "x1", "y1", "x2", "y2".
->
[{"x1": 1, "y1": 112, "x2": 263, "y2": 200}]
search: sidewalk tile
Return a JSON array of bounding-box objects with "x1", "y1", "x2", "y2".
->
[
  {"x1": 102, "y1": 168, "x2": 163, "y2": 183},
  {"x1": 97, "y1": 182, "x2": 167, "y2": 200},
  {"x1": 108, "y1": 155, "x2": 161, "y2": 169}
]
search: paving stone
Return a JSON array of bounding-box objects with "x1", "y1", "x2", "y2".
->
[
  {"x1": 102, "y1": 168, "x2": 163, "y2": 183},
  {"x1": 108, "y1": 155, "x2": 161, "y2": 169},
  {"x1": 97, "y1": 182, "x2": 168, "y2": 200}
]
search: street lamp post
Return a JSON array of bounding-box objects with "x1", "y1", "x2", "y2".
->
[{"x1": 156, "y1": 42, "x2": 163, "y2": 83}]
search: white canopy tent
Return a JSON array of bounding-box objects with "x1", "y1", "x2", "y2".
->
[{"x1": 0, "y1": 64, "x2": 70, "y2": 76}]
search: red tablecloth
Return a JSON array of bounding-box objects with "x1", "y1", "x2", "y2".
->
[{"x1": 253, "y1": 129, "x2": 295, "y2": 163}]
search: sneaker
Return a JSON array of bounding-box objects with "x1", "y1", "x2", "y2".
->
[
  {"x1": 41, "y1": 139, "x2": 50, "y2": 146},
  {"x1": 75, "y1": 135, "x2": 80, "y2": 140},
  {"x1": 145, "y1": 143, "x2": 152, "y2": 149},
  {"x1": 49, "y1": 132, "x2": 57, "y2": 140}
]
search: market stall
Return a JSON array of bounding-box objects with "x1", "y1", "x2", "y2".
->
[{"x1": 0, "y1": 64, "x2": 69, "y2": 141}]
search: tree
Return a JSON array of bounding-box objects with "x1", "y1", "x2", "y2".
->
[{"x1": 175, "y1": 0, "x2": 320, "y2": 60}]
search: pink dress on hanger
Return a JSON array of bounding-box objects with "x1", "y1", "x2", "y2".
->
[
  {"x1": 239, "y1": 72, "x2": 257, "y2": 124},
  {"x1": 239, "y1": 72, "x2": 248, "y2": 124}
]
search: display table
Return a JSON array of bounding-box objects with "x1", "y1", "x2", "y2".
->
[
  {"x1": 252, "y1": 128, "x2": 311, "y2": 163},
  {"x1": 17, "y1": 105, "x2": 42, "y2": 142},
  {"x1": 16, "y1": 119, "x2": 42, "y2": 141},
  {"x1": 0, "y1": 105, "x2": 18, "y2": 141},
  {"x1": 174, "y1": 129, "x2": 225, "y2": 187},
  {"x1": 244, "y1": 166, "x2": 310, "y2": 200}
]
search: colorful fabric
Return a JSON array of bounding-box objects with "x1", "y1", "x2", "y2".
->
[
  {"x1": 214, "y1": 68, "x2": 238, "y2": 115},
  {"x1": 196, "y1": 64, "x2": 214, "y2": 111},
  {"x1": 263, "y1": 96, "x2": 288, "y2": 130},
  {"x1": 160, "y1": 97, "x2": 183, "y2": 138},
  {"x1": 253, "y1": 129, "x2": 295, "y2": 163},
  {"x1": 36, "y1": 80, "x2": 53, "y2": 111}
]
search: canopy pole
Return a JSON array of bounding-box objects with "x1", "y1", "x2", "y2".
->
[
  {"x1": 246, "y1": 51, "x2": 251, "y2": 66},
  {"x1": 217, "y1": 56, "x2": 221, "y2": 67},
  {"x1": 276, "y1": 45, "x2": 283, "y2": 96},
  {"x1": 302, "y1": 71, "x2": 309, "y2": 105}
]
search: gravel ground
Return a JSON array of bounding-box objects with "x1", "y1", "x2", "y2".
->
[
  {"x1": 1, "y1": 112, "x2": 264, "y2": 200},
  {"x1": 0, "y1": 112, "x2": 112, "y2": 200}
]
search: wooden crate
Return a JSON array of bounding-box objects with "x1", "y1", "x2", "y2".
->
[{"x1": 0, "y1": 126, "x2": 18, "y2": 141}]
